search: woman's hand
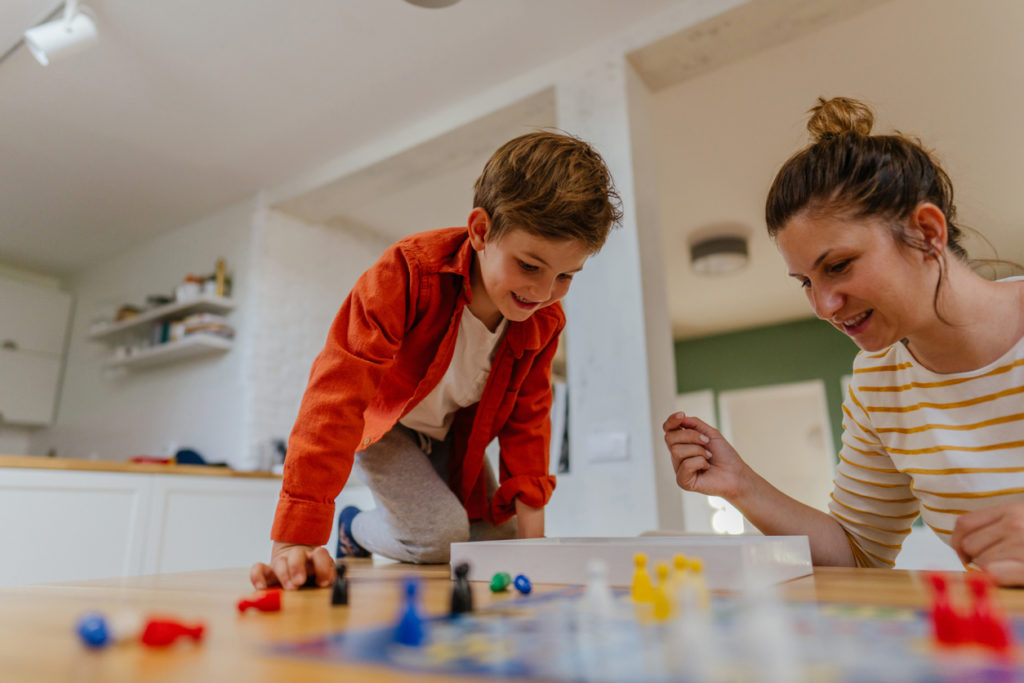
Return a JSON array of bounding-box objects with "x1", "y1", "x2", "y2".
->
[
  {"x1": 952, "y1": 502, "x2": 1024, "y2": 586},
  {"x1": 662, "y1": 412, "x2": 750, "y2": 500}
]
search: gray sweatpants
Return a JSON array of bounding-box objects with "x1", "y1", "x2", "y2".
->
[{"x1": 350, "y1": 424, "x2": 516, "y2": 563}]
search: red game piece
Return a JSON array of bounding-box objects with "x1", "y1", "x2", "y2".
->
[
  {"x1": 966, "y1": 573, "x2": 1013, "y2": 654},
  {"x1": 237, "y1": 589, "x2": 282, "y2": 613},
  {"x1": 926, "y1": 572, "x2": 964, "y2": 646},
  {"x1": 140, "y1": 617, "x2": 205, "y2": 647}
]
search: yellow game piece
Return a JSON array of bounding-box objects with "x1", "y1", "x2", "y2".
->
[
  {"x1": 652, "y1": 562, "x2": 672, "y2": 621},
  {"x1": 670, "y1": 554, "x2": 688, "y2": 595},
  {"x1": 687, "y1": 557, "x2": 710, "y2": 610},
  {"x1": 631, "y1": 553, "x2": 654, "y2": 603}
]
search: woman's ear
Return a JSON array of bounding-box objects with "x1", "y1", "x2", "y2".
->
[
  {"x1": 910, "y1": 202, "x2": 949, "y2": 256},
  {"x1": 467, "y1": 208, "x2": 492, "y2": 251}
]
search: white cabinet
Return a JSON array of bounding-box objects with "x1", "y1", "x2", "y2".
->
[
  {"x1": 88, "y1": 295, "x2": 235, "y2": 370},
  {"x1": 0, "y1": 277, "x2": 72, "y2": 426},
  {"x1": 0, "y1": 465, "x2": 376, "y2": 587}
]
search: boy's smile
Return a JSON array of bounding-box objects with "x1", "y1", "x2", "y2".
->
[{"x1": 466, "y1": 209, "x2": 590, "y2": 331}]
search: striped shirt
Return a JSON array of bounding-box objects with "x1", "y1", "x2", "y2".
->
[{"x1": 829, "y1": 288, "x2": 1024, "y2": 568}]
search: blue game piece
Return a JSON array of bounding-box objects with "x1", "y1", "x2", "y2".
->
[
  {"x1": 513, "y1": 574, "x2": 532, "y2": 595},
  {"x1": 77, "y1": 612, "x2": 110, "y2": 648},
  {"x1": 394, "y1": 577, "x2": 425, "y2": 646}
]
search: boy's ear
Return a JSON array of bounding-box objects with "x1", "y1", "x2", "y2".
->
[
  {"x1": 468, "y1": 207, "x2": 491, "y2": 250},
  {"x1": 910, "y1": 202, "x2": 949, "y2": 255}
]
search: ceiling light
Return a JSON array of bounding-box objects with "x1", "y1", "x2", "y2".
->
[
  {"x1": 403, "y1": 0, "x2": 463, "y2": 7},
  {"x1": 23, "y1": 0, "x2": 97, "y2": 67},
  {"x1": 690, "y1": 235, "x2": 749, "y2": 276}
]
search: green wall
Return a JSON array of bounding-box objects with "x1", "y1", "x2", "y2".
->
[{"x1": 674, "y1": 317, "x2": 859, "y2": 456}]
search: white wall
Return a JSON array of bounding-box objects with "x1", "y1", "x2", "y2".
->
[
  {"x1": 33, "y1": 199, "x2": 257, "y2": 467},
  {"x1": 246, "y1": 208, "x2": 390, "y2": 462}
]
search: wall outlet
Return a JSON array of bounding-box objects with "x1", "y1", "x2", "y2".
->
[{"x1": 586, "y1": 431, "x2": 629, "y2": 463}]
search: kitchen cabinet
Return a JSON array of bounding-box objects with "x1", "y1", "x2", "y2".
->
[{"x1": 0, "y1": 277, "x2": 72, "y2": 425}]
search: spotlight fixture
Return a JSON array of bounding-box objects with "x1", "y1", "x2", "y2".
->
[
  {"x1": 690, "y1": 235, "x2": 749, "y2": 276},
  {"x1": 23, "y1": 0, "x2": 98, "y2": 67}
]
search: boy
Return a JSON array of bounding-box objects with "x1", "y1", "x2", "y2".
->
[{"x1": 251, "y1": 131, "x2": 621, "y2": 590}]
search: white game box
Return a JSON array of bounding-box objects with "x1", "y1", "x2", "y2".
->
[{"x1": 449, "y1": 535, "x2": 812, "y2": 591}]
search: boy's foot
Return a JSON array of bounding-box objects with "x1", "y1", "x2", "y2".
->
[{"x1": 336, "y1": 506, "x2": 370, "y2": 558}]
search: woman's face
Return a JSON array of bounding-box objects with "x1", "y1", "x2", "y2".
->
[{"x1": 776, "y1": 212, "x2": 935, "y2": 352}]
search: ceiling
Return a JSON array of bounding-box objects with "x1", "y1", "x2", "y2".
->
[
  {"x1": 0, "y1": 0, "x2": 679, "y2": 273},
  {"x1": 3, "y1": 0, "x2": 1023, "y2": 342}
]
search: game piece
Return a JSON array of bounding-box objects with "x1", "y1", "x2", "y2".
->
[
  {"x1": 513, "y1": 574, "x2": 532, "y2": 595},
  {"x1": 450, "y1": 563, "x2": 473, "y2": 614},
  {"x1": 75, "y1": 611, "x2": 145, "y2": 648},
  {"x1": 237, "y1": 589, "x2": 282, "y2": 613},
  {"x1": 631, "y1": 553, "x2": 653, "y2": 602},
  {"x1": 670, "y1": 553, "x2": 688, "y2": 592},
  {"x1": 582, "y1": 559, "x2": 615, "y2": 618},
  {"x1": 76, "y1": 612, "x2": 114, "y2": 648},
  {"x1": 686, "y1": 557, "x2": 710, "y2": 610},
  {"x1": 926, "y1": 572, "x2": 964, "y2": 646},
  {"x1": 332, "y1": 564, "x2": 349, "y2": 606},
  {"x1": 394, "y1": 577, "x2": 426, "y2": 647},
  {"x1": 966, "y1": 573, "x2": 1012, "y2": 653},
  {"x1": 490, "y1": 571, "x2": 512, "y2": 593},
  {"x1": 652, "y1": 562, "x2": 672, "y2": 621},
  {"x1": 139, "y1": 617, "x2": 205, "y2": 647}
]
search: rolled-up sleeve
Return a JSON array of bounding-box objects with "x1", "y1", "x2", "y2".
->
[{"x1": 490, "y1": 330, "x2": 560, "y2": 522}]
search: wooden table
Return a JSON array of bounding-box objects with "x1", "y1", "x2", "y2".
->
[{"x1": 1, "y1": 563, "x2": 1020, "y2": 682}]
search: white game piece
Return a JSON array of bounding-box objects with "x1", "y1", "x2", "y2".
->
[{"x1": 582, "y1": 559, "x2": 615, "y2": 618}]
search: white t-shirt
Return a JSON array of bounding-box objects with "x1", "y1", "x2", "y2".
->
[{"x1": 399, "y1": 308, "x2": 507, "y2": 441}]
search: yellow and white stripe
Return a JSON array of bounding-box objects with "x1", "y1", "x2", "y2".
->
[{"x1": 829, "y1": 332, "x2": 1024, "y2": 568}]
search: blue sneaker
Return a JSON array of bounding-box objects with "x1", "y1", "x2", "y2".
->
[{"x1": 336, "y1": 505, "x2": 370, "y2": 558}]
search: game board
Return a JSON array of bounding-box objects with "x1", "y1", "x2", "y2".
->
[
  {"x1": 273, "y1": 586, "x2": 1024, "y2": 682},
  {"x1": 450, "y1": 535, "x2": 812, "y2": 590}
]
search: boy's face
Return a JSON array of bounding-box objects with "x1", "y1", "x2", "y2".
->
[{"x1": 468, "y1": 209, "x2": 590, "y2": 330}]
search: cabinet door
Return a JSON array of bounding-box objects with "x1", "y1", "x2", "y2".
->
[
  {"x1": 0, "y1": 278, "x2": 72, "y2": 354},
  {"x1": 0, "y1": 349, "x2": 61, "y2": 425}
]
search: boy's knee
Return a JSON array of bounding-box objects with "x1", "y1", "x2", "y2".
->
[{"x1": 406, "y1": 519, "x2": 469, "y2": 564}]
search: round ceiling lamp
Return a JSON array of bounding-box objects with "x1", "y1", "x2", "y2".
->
[
  {"x1": 403, "y1": 0, "x2": 463, "y2": 7},
  {"x1": 690, "y1": 235, "x2": 749, "y2": 276}
]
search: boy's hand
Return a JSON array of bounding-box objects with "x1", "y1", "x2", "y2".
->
[
  {"x1": 951, "y1": 503, "x2": 1024, "y2": 587},
  {"x1": 249, "y1": 541, "x2": 337, "y2": 590},
  {"x1": 662, "y1": 412, "x2": 750, "y2": 500}
]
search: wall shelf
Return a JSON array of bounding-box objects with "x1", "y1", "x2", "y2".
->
[
  {"x1": 104, "y1": 334, "x2": 233, "y2": 369},
  {"x1": 89, "y1": 295, "x2": 236, "y2": 341}
]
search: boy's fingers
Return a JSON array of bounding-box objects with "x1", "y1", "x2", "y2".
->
[
  {"x1": 250, "y1": 562, "x2": 279, "y2": 590},
  {"x1": 309, "y1": 547, "x2": 338, "y2": 587}
]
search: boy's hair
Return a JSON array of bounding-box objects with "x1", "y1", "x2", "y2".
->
[{"x1": 472, "y1": 131, "x2": 622, "y2": 253}]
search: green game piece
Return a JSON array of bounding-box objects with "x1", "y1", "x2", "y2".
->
[{"x1": 489, "y1": 572, "x2": 512, "y2": 592}]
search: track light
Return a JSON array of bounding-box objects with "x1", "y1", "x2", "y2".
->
[{"x1": 23, "y1": 0, "x2": 98, "y2": 67}]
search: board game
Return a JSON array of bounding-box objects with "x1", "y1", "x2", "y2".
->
[
  {"x1": 449, "y1": 535, "x2": 812, "y2": 590},
  {"x1": 273, "y1": 584, "x2": 1024, "y2": 682}
]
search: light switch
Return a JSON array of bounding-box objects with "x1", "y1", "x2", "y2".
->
[{"x1": 586, "y1": 431, "x2": 629, "y2": 462}]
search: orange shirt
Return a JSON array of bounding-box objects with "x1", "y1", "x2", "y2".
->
[{"x1": 271, "y1": 227, "x2": 562, "y2": 546}]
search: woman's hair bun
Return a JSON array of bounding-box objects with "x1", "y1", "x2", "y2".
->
[{"x1": 807, "y1": 96, "x2": 874, "y2": 141}]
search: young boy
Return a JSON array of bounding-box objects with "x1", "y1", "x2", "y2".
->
[{"x1": 251, "y1": 131, "x2": 621, "y2": 590}]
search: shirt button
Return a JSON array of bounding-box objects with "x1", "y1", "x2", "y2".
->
[{"x1": 363, "y1": 438, "x2": 371, "y2": 446}]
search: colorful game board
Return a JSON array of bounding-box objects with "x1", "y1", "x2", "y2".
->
[{"x1": 273, "y1": 586, "x2": 1024, "y2": 682}]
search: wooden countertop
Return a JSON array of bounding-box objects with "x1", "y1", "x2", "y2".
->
[
  {"x1": 2, "y1": 563, "x2": 1022, "y2": 682},
  {"x1": 0, "y1": 453, "x2": 279, "y2": 478}
]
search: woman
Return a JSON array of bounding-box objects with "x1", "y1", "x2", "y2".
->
[{"x1": 664, "y1": 97, "x2": 1024, "y2": 585}]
